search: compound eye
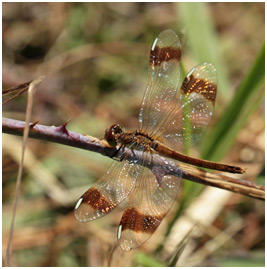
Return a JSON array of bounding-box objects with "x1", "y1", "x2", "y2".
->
[{"x1": 113, "y1": 124, "x2": 122, "y2": 134}]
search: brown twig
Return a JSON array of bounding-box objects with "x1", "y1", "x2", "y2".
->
[
  {"x1": 3, "y1": 117, "x2": 265, "y2": 201},
  {"x1": 2, "y1": 80, "x2": 33, "y2": 105},
  {"x1": 3, "y1": 117, "x2": 116, "y2": 157}
]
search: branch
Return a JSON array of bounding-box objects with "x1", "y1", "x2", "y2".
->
[
  {"x1": 3, "y1": 117, "x2": 117, "y2": 157},
  {"x1": 3, "y1": 117, "x2": 265, "y2": 200}
]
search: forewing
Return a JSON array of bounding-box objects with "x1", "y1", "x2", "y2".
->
[
  {"x1": 75, "y1": 160, "x2": 141, "y2": 222},
  {"x1": 117, "y1": 154, "x2": 181, "y2": 251},
  {"x1": 154, "y1": 63, "x2": 217, "y2": 152},
  {"x1": 139, "y1": 29, "x2": 182, "y2": 134}
]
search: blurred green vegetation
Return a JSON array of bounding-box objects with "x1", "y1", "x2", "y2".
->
[{"x1": 3, "y1": 2, "x2": 264, "y2": 267}]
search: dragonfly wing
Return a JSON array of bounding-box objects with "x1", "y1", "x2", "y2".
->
[
  {"x1": 75, "y1": 159, "x2": 141, "y2": 222},
  {"x1": 155, "y1": 63, "x2": 217, "y2": 152},
  {"x1": 117, "y1": 154, "x2": 182, "y2": 251},
  {"x1": 139, "y1": 29, "x2": 182, "y2": 134}
]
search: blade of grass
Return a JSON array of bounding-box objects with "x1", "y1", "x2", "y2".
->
[
  {"x1": 168, "y1": 227, "x2": 196, "y2": 266},
  {"x1": 202, "y1": 44, "x2": 265, "y2": 161},
  {"x1": 177, "y1": 2, "x2": 231, "y2": 99},
  {"x1": 5, "y1": 76, "x2": 43, "y2": 266}
]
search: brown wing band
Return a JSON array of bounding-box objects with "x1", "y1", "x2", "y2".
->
[
  {"x1": 120, "y1": 207, "x2": 165, "y2": 234},
  {"x1": 150, "y1": 46, "x2": 181, "y2": 67},
  {"x1": 181, "y1": 74, "x2": 217, "y2": 102},
  {"x1": 81, "y1": 187, "x2": 115, "y2": 213}
]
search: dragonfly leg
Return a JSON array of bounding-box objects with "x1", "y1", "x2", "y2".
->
[
  {"x1": 108, "y1": 144, "x2": 123, "y2": 159},
  {"x1": 130, "y1": 148, "x2": 137, "y2": 160}
]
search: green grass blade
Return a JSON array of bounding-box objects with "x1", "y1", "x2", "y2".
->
[{"x1": 177, "y1": 2, "x2": 231, "y2": 98}]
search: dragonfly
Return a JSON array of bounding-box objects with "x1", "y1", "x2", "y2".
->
[{"x1": 74, "y1": 29, "x2": 245, "y2": 251}]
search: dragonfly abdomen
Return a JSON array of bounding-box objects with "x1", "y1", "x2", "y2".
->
[{"x1": 154, "y1": 142, "x2": 245, "y2": 174}]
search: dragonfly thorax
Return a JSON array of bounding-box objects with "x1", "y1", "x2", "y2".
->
[
  {"x1": 128, "y1": 130, "x2": 156, "y2": 152},
  {"x1": 105, "y1": 124, "x2": 156, "y2": 151}
]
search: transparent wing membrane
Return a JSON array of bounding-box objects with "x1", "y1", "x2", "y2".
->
[
  {"x1": 75, "y1": 160, "x2": 141, "y2": 222},
  {"x1": 118, "y1": 153, "x2": 181, "y2": 251},
  {"x1": 139, "y1": 29, "x2": 182, "y2": 134},
  {"x1": 142, "y1": 63, "x2": 217, "y2": 152}
]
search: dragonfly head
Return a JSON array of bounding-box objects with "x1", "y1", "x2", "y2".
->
[{"x1": 105, "y1": 124, "x2": 123, "y2": 146}]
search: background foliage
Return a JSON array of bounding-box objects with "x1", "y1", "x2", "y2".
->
[{"x1": 3, "y1": 2, "x2": 264, "y2": 266}]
